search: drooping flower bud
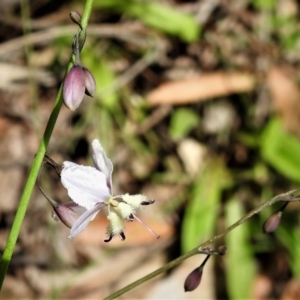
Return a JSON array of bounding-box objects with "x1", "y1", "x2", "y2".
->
[
  {"x1": 63, "y1": 65, "x2": 86, "y2": 111},
  {"x1": 83, "y1": 67, "x2": 96, "y2": 97},
  {"x1": 184, "y1": 266, "x2": 203, "y2": 292},
  {"x1": 63, "y1": 30, "x2": 96, "y2": 111},
  {"x1": 53, "y1": 204, "x2": 80, "y2": 228},
  {"x1": 39, "y1": 181, "x2": 81, "y2": 229},
  {"x1": 184, "y1": 255, "x2": 211, "y2": 292},
  {"x1": 263, "y1": 211, "x2": 282, "y2": 233},
  {"x1": 70, "y1": 11, "x2": 82, "y2": 29}
]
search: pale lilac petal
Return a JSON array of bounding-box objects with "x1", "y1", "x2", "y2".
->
[
  {"x1": 69, "y1": 202, "x2": 105, "y2": 238},
  {"x1": 61, "y1": 161, "x2": 111, "y2": 210},
  {"x1": 64, "y1": 201, "x2": 86, "y2": 215},
  {"x1": 91, "y1": 139, "x2": 113, "y2": 192}
]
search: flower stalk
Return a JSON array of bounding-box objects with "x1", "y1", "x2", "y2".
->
[{"x1": 0, "y1": 0, "x2": 95, "y2": 290}]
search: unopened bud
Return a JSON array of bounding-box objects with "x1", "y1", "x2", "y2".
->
[
  {"x1": 218, "y1": 245, "x2": 227, "y2": 256},
  {"x1": 70, "y1": 11, "x2": 82, "y2": 29},
  {"x1": 83, "y1": 67, "x2": 96, "y2": 97},
  {"x1": 63, "y1": 65, "x2": 86, "y2": 111},
  {"x1": 63, "y1": 64, "x2": 96, "y2": 111},
  {"x1": 53, "y1": 204, "x2": 80, "y2": 228},
  {"x1": 184, "y1": 255, "x2": 210, "y2": 292},
  {"x1": 263, "y1": 211, "x2": 282, "y2": 233},
  {"x1": 184, "y1": 266, "x2": 203, "y2": 292}
]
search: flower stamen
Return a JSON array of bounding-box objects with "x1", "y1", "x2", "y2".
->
[
  {"x1": 132, "y1": 214, "x2": 160, "y2": 239},
  {"x1": 141, "y1": 199, "x2": 155, "y2": 206}
]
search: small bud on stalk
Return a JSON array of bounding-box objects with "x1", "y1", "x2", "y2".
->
[
  {"x1": 184, "y1": 255, "x2": 211, "y2": 292},
  {"x1": 70, "y1": 11, "x2": 82, "y2": 29},
  {"x1": 263, "y1": 202, "x2": 288, "y2": 234},
  {"x1": 263, "y1": 211, "x2": 282, "y2": 233},
  {"x1": 63, "y1": 34, "x2": 96, "y2": 111},
  {"x1": 38, "y1": 174, "x2": 81, "y2": 228},
  {"x1": 63, "y1": 65, "x2": 86, "y2": 111}
]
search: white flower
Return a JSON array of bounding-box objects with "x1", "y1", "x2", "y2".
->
[{"x1": 60, "y1": 139, "x2": 158, "y2": 240}]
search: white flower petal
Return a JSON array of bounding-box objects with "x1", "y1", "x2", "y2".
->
[
  {"x1": 61, "y1": 161, "x2": 111, "y2": 210},
  {"x1": 91, "y1": 139, "x2": 113, "y2": 192},
  {"x1": 69, "y1": 202, "x2": 105, "y2": 238}
]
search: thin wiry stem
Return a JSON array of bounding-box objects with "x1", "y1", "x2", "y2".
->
[
  {"x1": 0, "y1": 0, "x2": 94, "y2": 290},
  {"x1": 103, "y1": 189, "x2": 300, "y2": 300}
]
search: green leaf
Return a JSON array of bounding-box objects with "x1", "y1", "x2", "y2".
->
[
  {"x1": 277, "y1": 222, "x2": 300, "y2": 279},
  {"x1": 181, "y1": 158, "x2": 232, "y2": 252},
  {"x1": 225, "y1": 199, "x2": 256, "y2": 299},
  {"x1": 260, "y1": 118, "x2": 300, "y2": 182},
  {"x1": 169, "y1": 108, "x2": 200, "y2": 141},
  {"x1": 253, "y1": 0, "x2": 276, "y2": 9},
  {"x1": 94, "y1": 0, "x2": 200, "y2": 42}
]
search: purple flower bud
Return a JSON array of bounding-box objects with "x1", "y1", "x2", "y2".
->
[
  {"x1": 263, "y1": 211, "x2": 282, "y2": 233},
  {"x1": 184, "y1": 255, "x2": 210, "y2": 292},
  {"x1": 63, "y1": 65, "x2": 86, "y2": 111},
  {"x1": 53, "y1": 204, "x2": 80, "y2": 228},
  {"x1": 40, "y1": 181, "x2": 82, "y2": 229},
  {"x1": 83, "y1": 67, "x2": 96, "y2": 97},
  {"x1": 184, "y1": 266, "x2": 203, "y2": 292}
]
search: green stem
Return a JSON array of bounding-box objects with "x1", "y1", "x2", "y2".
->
[
  {"x1": 104, "y1": 189, "x2": 300, "y2": 300},
  {"x1": 0, "y1": 0, "x2": 94, "y2": 290},
  {"x1": 103, "y1": 247, "x2": 200, "y2": 300}
]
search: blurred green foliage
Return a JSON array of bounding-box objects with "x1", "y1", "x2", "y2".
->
[
  {"x1": 277, "y1": 224, "x2": 300, "y2": 279},
  {"x1": 94, "y1": 0, "x2": 200, "y2": 42},
  {"x1": 169, "y1": 108, "x2": 200, "y2": 141},
  {"x1": 260, "y1": 118, "x2": 300, "y2": 182},
  {"x1": 225, "y1": 199, "x2": 256, "y2": 299},
  {"x1": 181, "y1": 159, "x2": 232, "y2": 252},
  {"x1": 253, "y1": 0, "x2": 276, "y2": 10}
]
